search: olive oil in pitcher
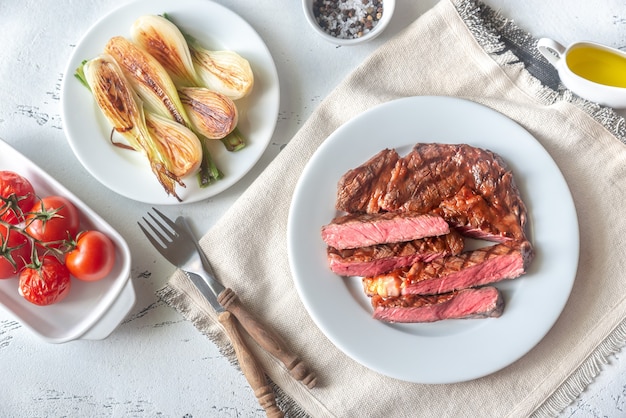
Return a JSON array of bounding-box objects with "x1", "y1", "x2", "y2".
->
[{"x1": 566, "y1": 46, "x2": 626, "y2": 88}]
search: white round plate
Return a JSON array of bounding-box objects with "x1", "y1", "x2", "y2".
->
[
  {"x1": 61, "y1": 0, "x2": 279, "y2": 204},
  {"x1": 287, "y1": 96, "x2": 579, "y2": 384}
]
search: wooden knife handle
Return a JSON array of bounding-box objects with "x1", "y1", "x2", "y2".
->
[
  {"x1": 218, "y1": 311, "x2": 284, "y2": 418},
  {"x1": 218, "y1": 288, "x2": 317, "y2": 389}
]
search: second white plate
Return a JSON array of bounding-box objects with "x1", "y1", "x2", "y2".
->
[
  {"x1": 287, "y1": 96, "x2": 579, "y2": 384},
  {"x1": 61, "y1": 0, "x2": 279, "y2": 204}
]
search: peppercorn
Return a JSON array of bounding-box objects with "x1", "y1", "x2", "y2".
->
[{"x1": 312, "y1": 0, "x2": 384, "y2": 39}]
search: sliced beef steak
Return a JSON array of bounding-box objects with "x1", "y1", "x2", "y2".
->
[
  {"x1": 363, "y1": 241, "x2": 534, "y2": 297},
  {"x1": 371, "y1": 286, "x2": 504, "y2": 323},
  {"x1": 327, "y1": 229, "x2": 464, "y2": 277},
  {"x1": 321, "y1": 211, "x2": 449, "y2": 250},
  {"x1": 335, "y1": 143, "x2": 529, "y2": 242}
]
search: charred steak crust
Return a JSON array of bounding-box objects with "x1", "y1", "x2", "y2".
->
[
  {"x1": 336, "y1": 148, "x2": 400, "y2": 214},
  {"x1": 335, "y1": 143, "x2": 529, "y2": 243},
  {"x1": 326, "y1": 229, "x2": 465, "y2": 277},
  {"x1": 363, "y1": 241, "x2": 535, "y2": 297},
  {"x1": 371, "y1": 286, "x2": 505, "y2": 323}
]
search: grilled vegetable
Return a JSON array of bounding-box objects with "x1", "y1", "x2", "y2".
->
[
  {"x1": 130, "y1": 14, "x2": 200, "y2": 87},
  {"x1": 179, "y1": 87, "x2": 241, "y2": 151},
  {"x1": 76, "y1": 54, "x2": 191, "y2": 201},
  {"x1": 145, "y1": 112, "x2": 203, "y2": 178},
  {"x1": 134, "y1": 13, "x2": 254, "y2": 100},
  {"x1": 102, "y1": 36, "x2": 221, "y2": 187},
  {"x1": 130, "y1": 14, "x2": 251, "y2": 151},
  {"x1": 188, "y1": 37, "x2": 254, "y2": 100},
  {"x1": 104, "y1": 36, "x2": 191, "y2": 127}
]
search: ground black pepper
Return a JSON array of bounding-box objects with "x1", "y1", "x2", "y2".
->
[{"x1": 313, "y1": 0, "x2": 384, "y2": 39}]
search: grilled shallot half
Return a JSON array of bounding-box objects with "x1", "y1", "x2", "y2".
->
[{"x1": 77, "y1": 54, "x2": 199, "y2": 201}]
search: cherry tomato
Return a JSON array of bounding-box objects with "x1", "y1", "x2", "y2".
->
[
  {"x1": 65, "y1": 230, "x2": 116, "y2": 281},
  {"x1": 0, "y1": 171, "x2": 36, "y2": 224},
  {"x1": 25, "y1": 196, "x2": 80, "y2": 246},
  {"x1": 19, "y1": 255, "x2": 71, "y2": 306},
  {"x1": 0, "y1": 223, "x2": 32, "y2": 279}
]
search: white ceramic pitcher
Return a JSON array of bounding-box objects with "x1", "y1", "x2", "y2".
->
[{"x1": 537, "y1": 38, "x2": 626, "y2": 108}]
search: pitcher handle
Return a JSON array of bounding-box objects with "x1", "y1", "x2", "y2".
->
[{"x1": 537, "y1": 38, "x2": 566, "y2": 67}]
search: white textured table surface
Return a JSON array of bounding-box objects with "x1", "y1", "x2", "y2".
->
[{"x1": 1, "y1": 1, "x2": 625, "y2": 416}]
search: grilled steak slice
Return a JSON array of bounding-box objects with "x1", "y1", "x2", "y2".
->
[
  {"x1": 363, "y1": 241, "x2": 534, "y2": 297},
  {"x1": 335, "y1": 143, "x2": 528, "y2": 242},
  {"x1": 371, "y1": 286, "x2": 504, "y2": 323},
  {"x1": 327, "y1": 230, "x2": 464, "y2": 277},
  {"x1": 336, "y1": 148, "x2": 399, "y2": 214},
  {"x1": 321, "y1": 212, "x2": 449, "y2": 250}
]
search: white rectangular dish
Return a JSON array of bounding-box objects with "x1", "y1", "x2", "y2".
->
[{"x1": 0, "y1": 138, "x2": 135, "y2": 343}]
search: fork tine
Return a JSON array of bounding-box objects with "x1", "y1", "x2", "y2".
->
[
  {"x1": 137, "y1": 221, "x2": 165, "y2": 250},
  {"x1": 151, "y1": 207, "x2": 178, "y2": 231},
  {"x1": 145, "y1": 213, "x2": 174, "y2": 243},
  {"x1": 139, "y1": 208, "x2": 177, "y2": 246},
  {"x1": 143, "y1": 208, "x2": 178, "y2": 244}
]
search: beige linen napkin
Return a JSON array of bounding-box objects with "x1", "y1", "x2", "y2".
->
[{"x1": 157, "y1": 0, "x2": 626, "y2": 416}]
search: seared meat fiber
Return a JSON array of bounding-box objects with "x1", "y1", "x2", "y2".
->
[
  {"x1": 336, "y1": 148, "x2": 399, "y2": 214},
  {"x1": 372, "y1": 286, "x2": 504, "y2": 323},
  {"x1": 363, "y1": 241, "x2": 534, "y2": 297},
  {"x1": 327, "y1": 230, "x2": 464, "y2": 277},
  {"x1": 335, "y1": 143, "x2": 529, "y2": 243},
  {"x1": 321, "y1": 212, "x2": 449, "y2": 250}
]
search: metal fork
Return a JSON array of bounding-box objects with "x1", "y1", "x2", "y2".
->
[
  {"x1": 139, "y1": 209, "x2": 317, "y2": 388},
  {"x1": 140, "y1": 209, "x2": 320, "y2": 408},
  {"x1": 139, "y1": 209, "x2": 226, "y2": 299},
  {"x1": 139, "y1": 208, "x2": 284, "y2": 418}
]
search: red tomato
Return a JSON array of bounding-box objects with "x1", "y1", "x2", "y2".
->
[
  {"x1": 0, "y1": 171, "x2": 36, "y2": 224},
  {"x1": 0, "y1": 223, "x2": 32, "y2": 279},
  {"x1": 25, "y1": 196, "x2": 80, "y2": 246},
  {"x1": 19, "y1": 255, "x2": 71, "y2": 306},
  {"x1": 65, "y1": 230, "x2": 116, "y2": 281}
]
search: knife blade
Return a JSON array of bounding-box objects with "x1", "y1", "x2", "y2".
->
[
  {"x1": 185, "y1": 270, "x2": 224, "y2": 313},
  {"x1": 175, "y1": 217, "x2": 225, "y2": 297}
]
